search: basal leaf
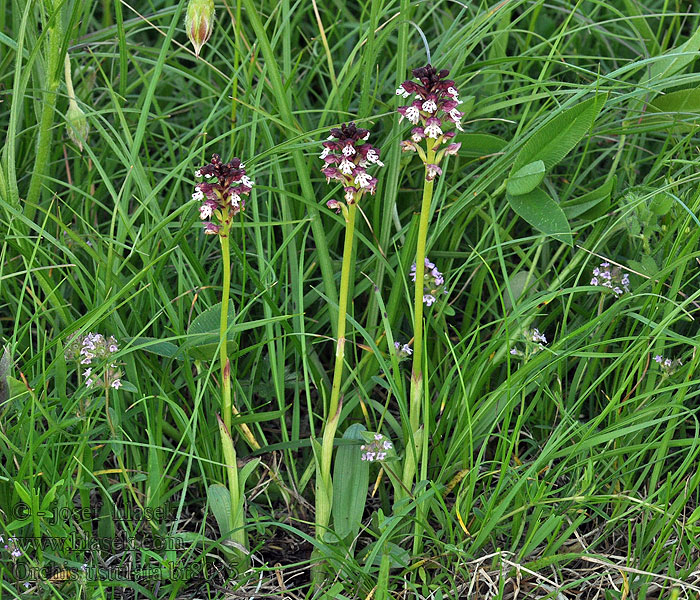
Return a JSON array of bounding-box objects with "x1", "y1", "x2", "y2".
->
[
  {"x1": 332, "y1": 424, "x2": 369, "y2": 542},
  {"x1": 506, "y1": 160, "x2": 545, "y2": 196},
  {"x1": 561, "y1": 176, "x2": 615, "y2": 220},
  {"x1": 459, "y1": 133, "x2": 507, "y2": 157},
  {"x1": 207, "y1": 483, "x2": 232, "y2": 538},
  {"x1": 507, "y1": 189, "x2": 572, "y2": 245},
  {"x1": 512, "y1": 94, "x2": 606, "y2": 172}
]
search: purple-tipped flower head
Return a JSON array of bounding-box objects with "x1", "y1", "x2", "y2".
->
[
  {"x1": 320, "y1": 122, "x2": 383, "y2": 209},
  {"x1": 194, "y1": 154, "x2": 253, "y2": 235},
  {"x1": 396, "y1": 64, "x2": 463, "y2": 178},
  {"x1": 396, "y1": 65, "x2": 464, "y2": 130},
  {"x1": 410, "y1": 257, "x2": 447, "y2": 306}
]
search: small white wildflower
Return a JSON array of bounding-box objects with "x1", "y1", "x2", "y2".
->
[
  {"x1": 354, "y1": 171, "x2": 373, "y2": 188},
  {"x1": 339, "y1": 158, "x2": 354, "y2": 175},
  {"x1": 366, "y1": 148, "x2": 384, "y2": 166},
  {"x1": 424, "y1": 121, "x2": 443, "y2": 138},
  {"x1": 406, "y1": 106, "x2": 420, "y2": 124}
]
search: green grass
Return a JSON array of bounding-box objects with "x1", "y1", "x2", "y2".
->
[{"x1": 2, "y1": 0, "x2": 700, "y2": 598}]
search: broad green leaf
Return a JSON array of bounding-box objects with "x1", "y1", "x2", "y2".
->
[
  {"x1": 649, "y1": 191, "x2": 674, "y2": 216},
  {"x1": 504, "y1": 271, "x2": 537, "y2": 312},
  {"x1": 207, "y1": 483, "x2": 232, "y2": 538},
  {"x1": 188, "y1": 301, "x2": 235, "y2": 336},
  {"x1": 129, "y1": 337, "x2": 182, "y2": 359},
  {"x1": 506, "y1": 160, "x2": 545, "y2": 196},
  {"x1": 332, "y1": 424, "x2": 369, "y2": 542},
  {"x1": 183, "y1": 302, "x2": 292, "y2": 361},
  {"x1": 238, "y1": 458, "x2": 261, "y2": 496},
  {"x1": 646, "y1": 27, "x2": 700, "y2": 84},
  {"x1": 561, "y1": 176, "x2": 615, "y2": 219},
  {"x1": 646, "y1": 88, "x2": 700, "y2": 132},
  {"x1": 357, "y1": 541, "x2": 410, "y2": 568},
  {"x1": 507, "y1": 189, "x2": 572, "y2": 245},
  {"x1": 459, "y1": 133, "x2": 507, "y2": 157},
  {"x1": 649, "y1": 88, "x2": 700, "y2": 115},
  {"x1": 513, "y1": 94, "x2": 606, "y2": 172}
]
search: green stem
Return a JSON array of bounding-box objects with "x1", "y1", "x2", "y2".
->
[
  {"x1": 315, "y1": 200, "x2": 358, "y2": 537},
  {"x1": 218, "y1": 233, "x2": 248, "y2": 565},
  {"x1": 401, "y1": 146, "x2": 436, "y2": 497},
  {"x1": 25, "y1": 3, "x2": 64, "y2": 223},
  {"x1": 218, "y1": 228, "x2": 259, "y2": 449},
  {"x1": 409, "y1": 147, "x2": 436, "y2": 431},
  {"x1": 219, "y1": 230, "x2": 232, "y2": 433},
  {"x1": 328, "y1": 202, "x2": 357, "y2": 422}
]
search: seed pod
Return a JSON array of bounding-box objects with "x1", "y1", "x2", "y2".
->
[
  {"x1": 185, "y1": 0, "x2": 215, "y2": 57},
  {"x1": 65, "y1": 99, "x2": 89, "y2": 152},
  {"x1": 64, "y1": 54, "x2": 90, "y2": 152}
]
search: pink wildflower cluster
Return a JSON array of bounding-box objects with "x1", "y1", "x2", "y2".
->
[
  {"x1": 394, "y1": 341, "x2": 413, "y2": 360},
  {"x1": 361, "y1": 433, "x2": 393, "y2": 462},
  {"x1": 590, "y1": 261, "x2": 630, "y2": 297},
  {"x1": 320, "y1": 122, "x2": 384, "y2": 209},
  {"x1": 193, "y1": 154, "x2": 254, "y2": 236},
  {"x1": 64, "y1": 333, "x2": 123, "y2": 390},
  {"x1": 396, "y1": 64, "x2": 462, "y2": 180},
  {"x1": 410, "y1": 257, "x2": 447, "y2": 306},
  {"x1": 654, "y1": 354, "x2": 682, "y2": 376},
  {"x1": 510, "y1": 328, "x2": 548, "y2": 359}
]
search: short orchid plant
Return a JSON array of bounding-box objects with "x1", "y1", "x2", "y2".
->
[{"x1": 314, "y1": 123, "x2": 383, "y2": 553}]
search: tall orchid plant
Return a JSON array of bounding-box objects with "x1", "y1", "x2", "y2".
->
[{"x1": 396, "y1": 65, "x2": 462, "y2": 494}]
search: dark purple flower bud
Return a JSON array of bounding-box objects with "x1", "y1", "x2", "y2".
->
[
  {"x1": 203, "y1": 222, "x2": 220, "y2": 235},
  {"x1": 444, "y1": 143, "x2": 461, "y2": 155},
  {"x1": 327, "y1": 199, "x2": 342, "y2": 213},
  {"x1": 411, "y1": 127, "x2": 425, "y2": 142},
  {"x1": 322, "y1": 167, "x2": 342, "y2": 183}
]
